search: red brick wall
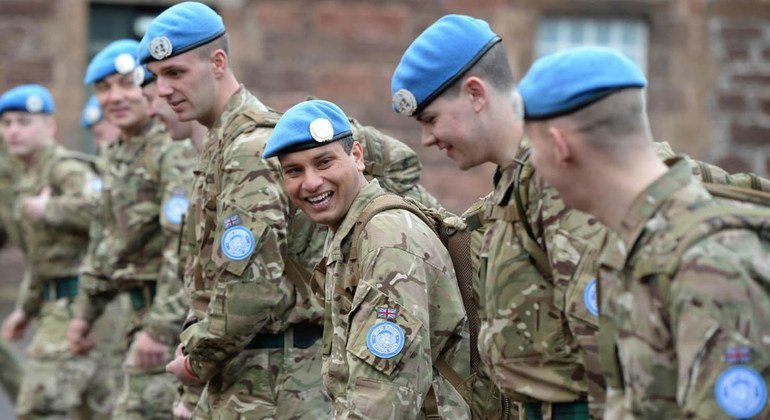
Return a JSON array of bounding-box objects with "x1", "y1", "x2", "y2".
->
[{"x1": 0, "y1": 0, "x2": 767, "y2": 214}]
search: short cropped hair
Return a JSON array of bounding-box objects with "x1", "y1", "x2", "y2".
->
[{"x1": 442, "y1": 42, "x2": 517, "y2": 98}]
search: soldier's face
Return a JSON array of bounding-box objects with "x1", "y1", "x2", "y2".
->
[
  {"x1": 148, "y1": 51, "x2": 218, "y2": 125},
  {"x1": 280, "y1": 140, "x2": 367, "y2": 229},
  {"x1": 94, "y1": 73, "x2": 150, "y2": 136},
  {"x1": 416, "y1": 92, "x2": 489, "y2": 170},
  {"x1": 142, "y1": 81, "x2": 192, "y2": 141},
  {"x1": 1, "y1": 112, "x2": 54, "y2": 160}
]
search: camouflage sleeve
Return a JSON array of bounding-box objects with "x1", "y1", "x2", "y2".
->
[
  {"x1": 43, "y1": 158, "x2": 97, "y2": 232},
  {"x1": 337, "y1": 212, "x2": 466, "y2": 418},
  {"x1": 688, "y1": 158, "x2": 770, "y2": 192},
  {"x1": 14, "y1": 271, "x2": 42, "y2": 317},
  {"x1": 144, "y1": 140, "x2": 195, "y2": 345},
  {"x1": 181, "y1": 127, "x2": 294, "y2": 382},
  {"x1": 74, "y1": 214, "x2": 119, "y2": 323},
  {"x1": 668, "y1": 231, "x2": 770, "y2": 419}
]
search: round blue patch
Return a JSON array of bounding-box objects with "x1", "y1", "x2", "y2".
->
[
  {"x1": 164, "y1": 195, "x2": 189, "y2": 225},
  {"x1": 220, "y1": 225, "x2": 255, "y2": 261},
  {"x1": 90, "y1": 177, "x2": 103, "y2": 194},
  {"x1": 715, "y1": 365, "x2": 767, "y2": 419},
  {"x1": 366, "y1": 321, "x2": 405, "y2": 359},
  {"x1": 584, "y1": 278, "x2": 599, "y2": 317}
]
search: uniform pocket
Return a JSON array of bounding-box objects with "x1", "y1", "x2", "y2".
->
[{"x1": 346, "y1": 284, "x2": 423, "y2": 377}]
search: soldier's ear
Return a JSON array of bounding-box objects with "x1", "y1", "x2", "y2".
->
[
  {"x1": 351, "y1": 141, "x2": 365, "y2": 171},
  {"x1": 462, "y1": 76, "x2": 488, "y2": 113},
  {"x1": 548, "y1": 125, "x2": 572, "y2": 167},
  {"x1": 210, "y1": 49, "x2": 228, "y2": 76}
]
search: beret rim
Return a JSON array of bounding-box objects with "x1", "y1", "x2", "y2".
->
[
  {"x1": 523, "y1": 86, "x2": 644, "y2": 121},
  {"x1": 414, "y1": 35, "x2": 502, "y2": 115},
  {"x1": 269, "y1": 132, "x2": 353, "y2": 158},
  {"x1": 141, "y1": 30, "x2": 226, "y2": 64}
]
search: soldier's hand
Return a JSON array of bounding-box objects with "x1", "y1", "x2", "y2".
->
[
  {"x1": 133, "y1": 330, "x2": 169, "y2": 368},
  {"x1": 67, "y1": 317, "x2": 95, "y2": 355},
  {"x1": 173, "y1": 399, "x2": 194, "y2": 420},
  {"x1": 21, "y1": 187, "x2": 51, "y2": 222},
  {"x1": 166, "y1": 355, "x2": 202, "y2": 386},
  {"x1": 1, "y1": 309, "x2": 29, "y2": 340}
]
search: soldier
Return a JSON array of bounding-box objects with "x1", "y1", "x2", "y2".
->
[
  {"x1": 139, "y1": 67, "x2": 206, "y2": 420},
  {"x1": 66, "y1": 39, "x2": 196, "y2": 419},
  {"x1": 392, "y1": 15, "x2": 600, "y2": 418},
  {"x1": 138, "y1": 3, "x2": 331, "y2": 418},
  {"x1": 81, "y1": 94, "x2": 120, "y2": 149},
  {"x1": 0, "y1": 84, "x2": 114, "y2": 419},
  {"x1": 264, "y1": 99, "x2": 470, "y2": 418},
  {"x1": 519, "y1": 46, "x2": 770, "y2": 419}
]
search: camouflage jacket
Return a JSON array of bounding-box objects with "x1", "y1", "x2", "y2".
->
[
  {"x1": 13, "y1": 143, "x2": 97, "y2": 317},
  {"x1": 0, "y1": 138, "x2": 21, "y2": 248},
  {"x1": 319, "y1": 180, "x2": 470, "y2": 419},
  {"x1": 76, "y1": 119, "x2": 195, "y2": 344},
  {"x1": 180, "y1": 87, "x2": 298, "y2": 382},
  {"x1": 478, "y1": 139, "x2": 599, "y2": 411},
  {"x1": 597, "y1": 158, "x2": 770, "y2": 419},
  {"x1": 477, "y1": 139, "x2": 766, "y2": 418}
]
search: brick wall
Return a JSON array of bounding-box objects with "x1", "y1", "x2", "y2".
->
[
  {"x1": 707, "y1": 12, "x2": 770, "y2": 176},
  {"x1": 0, "y1": 0, "x2": 767, "y2": 214}
]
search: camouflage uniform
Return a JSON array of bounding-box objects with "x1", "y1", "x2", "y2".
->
[
  {"x1": 319, "y1": 180, "x2": 470, "y2": 418},
  {"x1": 75, "y1": 119, "x2": 195, "y2": 419},
  {"x1": 0, "y1": 137, "x2": 22, "y2": 402},
  {"x1": 596, "y1": 158, "x2": 770, "y2": 419},
  {"x1": 11, "y1": 143, "x2": 115, "y2": 419},
  {"x1": 181, "y1": 86, "x2": 328, "y2": 419}
]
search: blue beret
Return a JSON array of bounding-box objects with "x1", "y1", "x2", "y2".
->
[
  {"x1": 519, "y1": 46, "x2": 647, "y2": 120},
  {"x1": 137, "y1": 2, "x2": 225, "y2": 65},
  {"x1": 84, "y1": 39, "x2": 140, "y2": 85},
  {"x1": 264, "y1": 100, "x2": 353, "y2": 159},
  {"x1": 80, "y1": 95, "x2": 103, "y2": 128},
  {"x1": 391, "y1": 15, "x2": 501, "y2": 116},
  {"x1": 0, "y1": 84, "x2": 55, "y2": 115}
]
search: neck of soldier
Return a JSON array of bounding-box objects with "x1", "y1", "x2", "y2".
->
[
  {"x1": 20, "y1": 139, "x2": 52, "y2": 168},
  {"x1": 189, "y1": 122, "x2": 208, "y2": 153},
  {"x1": 491, "y1": 90, "x2": 523, "y2": 168},
  {"x1": 201, "y1": 72, "x2": 240, "y2": 130},
  {"x1": 584, "y1": 142, "x2": 668, "y2": 232},
  {"x1": 119, "y1": 115, "x2": 151, "y2": 141}
]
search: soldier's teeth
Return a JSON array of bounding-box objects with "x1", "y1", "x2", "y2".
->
[{"x1": 308, "y1": 191, "x2": 331, "y2": 203}]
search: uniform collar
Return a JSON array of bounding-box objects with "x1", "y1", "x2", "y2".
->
[
  {"x1": 208, "y1": 85, "x2": 269, "y2": 144},
  {"x1": 616, "y1": 157, "x2": 692, "y2": 252},
  {"x1": 329, "y1": 179, "x2": 383, "y2": 258}
]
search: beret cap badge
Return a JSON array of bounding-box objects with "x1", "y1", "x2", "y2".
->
[
  {"x1": 309, "y1": 118, "x2": 334, "y2": 143},
  {"x1": 392, "y1": 89, "x2": 417, "y2": 116},
  {"x1": 149, "y1": 36, "x2": 173, "y2": 61},
  {"x1": 25, "y1": 95, "x2": 43, "y2": 113},
  {"x1": 114, "y1": 53, "x2": 136, "y2": 75}
]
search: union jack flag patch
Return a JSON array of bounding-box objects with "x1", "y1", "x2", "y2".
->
[
  {"x1": 223, "y1": 214, "x2": 241, "y2": 229},
  {"x1": 724, "y1": 346, "x2": 752, "y2": 364},
  {"x1": 376, "y1": 306, "x2": 398, "y2": 320}
]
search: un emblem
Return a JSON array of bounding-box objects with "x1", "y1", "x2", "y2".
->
[
  {"x1": 25, "y1": 95, "x2": 43, "y2": 113},
  {"x1": 583, "y1": 279, "x2": 598, "y2": 317},
  {"x1": 714, "y1": 365, "x2": 767, "y2": 419},
  {"x1": 220, "y1": 225, "x2": 255, "y2": 261},
  {"x1": 366, "y1": 321, "x2": 405, "y2": 359},
  {"x1": 392, "y1": 89, "x2": 417, "y2": 116},
  {"x1": 149, "y1": 36, "x2": 173, "y2": 60}
]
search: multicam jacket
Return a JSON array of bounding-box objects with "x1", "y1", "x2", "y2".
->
[
  {"x1": 597, "y1": 158, "x2": 770, "y2": 419},
  {"x1": 13, "y1": 143, "x2": 97, "y2": 317},
  {"x1": 76, "y1": 118, "x2": 195, "y2": 344},
  {"x1": 319, "y1": 180, "x2": 470, "y2": 419}
]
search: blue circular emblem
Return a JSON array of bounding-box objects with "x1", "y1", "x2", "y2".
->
[
  {"x1": 220, "y1": 225, "x2": 255, "y2": 261},
  {"x1": 715, "y1": 365, "x2": 767, "y2": 418},
  {"x1": 164, "y1": 195, "x2": 189, "y2": 225},
  {"x1": 584, "y1": 278, "x2": 599, "y2": 317},
  {"x1": 90, "y1": 177, "x2": 103, "y2": 194},
  {"x1": 366, "y1": 321, "x2": 405, "y2": 359}
]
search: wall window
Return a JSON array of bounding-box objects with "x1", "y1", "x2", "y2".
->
[{"x1": 536, "y1": 16, "x2": 649, "y2": 73}]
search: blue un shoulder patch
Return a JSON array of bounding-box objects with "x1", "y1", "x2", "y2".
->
[
  {"x1": 714, "y1": 365, "x2": 767, "y2": 419},
  {"x1": 220, "y1": 225, "x2": 255, "y2": 261},
  {"x1": 366, "y1": 321, "x2": 405, "y2": 359},
  {"x1": 584, "y1": 278, "x2": 599, "y2": 317}
]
